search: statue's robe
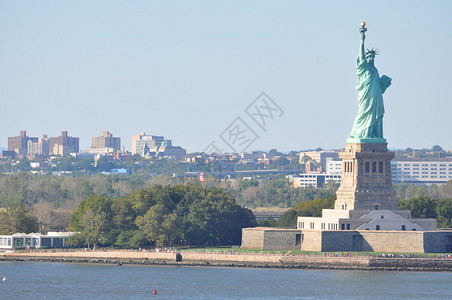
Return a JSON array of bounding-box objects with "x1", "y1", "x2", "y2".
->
[{"x1": 349, "y1": 57, "x2": 390, "y2": 139}]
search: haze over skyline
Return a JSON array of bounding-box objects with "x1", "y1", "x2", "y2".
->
[{"x1": 1, "y1": 1, "x2": 451, "y2": 153}]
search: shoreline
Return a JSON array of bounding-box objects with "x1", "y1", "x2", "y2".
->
[{"x1": 2, "y1": 251, "x2": 452, "y2": 272}]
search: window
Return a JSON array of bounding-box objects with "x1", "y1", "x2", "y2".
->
[
  {"x1": 376, "y1": 225, "x2": 380, "y2": 230},
  {"x1": 341, "y1": 224, "x2": 345, "y2": 230},
  {"x1": 310, "y1": 222, "x2": 314, "y2": 229},
  {"x1": 41, "y1": 238, "x2": 51, "y2": 247},
  {"x1": 346, "y1": 224, "x2": 350, "y2": 230},
  {"x1": 402, "y1": 225, "x2": 406, "y2": 231},
  {"x1": 379, "y1": 161, "x2": 383, "y2": 173},
  {"x1": 381, "y1": 215, "x2": 384, "y2": 219},
  {"x1": 372, "y1": 162, "x2": 376, "y2": 173},
  {"x1": 365, "y1": 162, "x2": 370, "y2": 173}
]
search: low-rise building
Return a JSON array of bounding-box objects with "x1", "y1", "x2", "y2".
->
[{"x1": 0, "y1": 232, "x2": 76, "y2": 250}]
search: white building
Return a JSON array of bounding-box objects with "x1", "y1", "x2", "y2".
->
[
  {"x1": 0, "y1": 232, "x2": 76, "y2": 250},
  {"x1": 391, "y1": 161, "x2": 452, "y2": 184},
  {"x1": 287, "y1": 173, "x2": 341, "y2": 188},
  {"x1": 325, "y1": 158, "x2": 342, "y2": 175}
]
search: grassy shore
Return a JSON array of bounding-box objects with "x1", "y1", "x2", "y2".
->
[{"x1": 181, "y1": 246, "x2": 450, "y2": 258}]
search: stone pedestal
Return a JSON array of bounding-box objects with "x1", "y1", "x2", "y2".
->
[{"x1": 335, "y1": 142, "x2": 398, "y2": 210}]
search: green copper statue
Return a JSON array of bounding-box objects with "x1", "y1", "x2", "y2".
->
[{"x1": 348, "y1": 22, "x2": 391, "y2": 143}]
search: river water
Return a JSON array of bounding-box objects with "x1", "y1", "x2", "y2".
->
[{"x1": 1, "y1": 262, "x2": 451, "y2": 299}]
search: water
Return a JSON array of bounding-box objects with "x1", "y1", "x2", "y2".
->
[{"x1": 1, "y1": 262, "x2": 451, "y2": 299}]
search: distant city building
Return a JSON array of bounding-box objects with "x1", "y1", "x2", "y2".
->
[
  {"x1": 8, "y1": 131, "x2": 38, "y2": 156},
  {"x1": 391, "y1": 160, "x2": 452, "y2": 184},
  {"x1": 289, "y1": 158, "x2": 452, "y2": 188},
  {"x1": 49, "y1": 131, "x2": 79, "y2": 156},
  {"x1": 27, "y1": 135, "x2": 50, "y2": 156},
  {"x1": 91, "y1": 131, "x2": 121, "y2": 153},
  {"x1": 298, "y1": 150, "x2": 340, "y2": 171},
  {"x1": 1, "y1": 150, "x2": 17, "y2": 159},
  {"x1": 240, "y1": 152, "x2": 269, "y2": 160},
  {"x1": 325, "y1": 158, "x2": 342, "y2": 175},
  {"x1": 132, "y1": 132, "x2": 186, "y2": 160},
  {"x1": 287, "y1": 173, "x2": 341, "y2": 188}
]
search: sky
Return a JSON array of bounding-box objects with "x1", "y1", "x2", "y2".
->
[{"x1": 1, "y1": 1, "x2": 451, "y2": 153}]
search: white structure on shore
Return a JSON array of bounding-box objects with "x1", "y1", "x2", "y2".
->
[{"x1": 0, "y1": 232, "x2": 76, "y2": 250}]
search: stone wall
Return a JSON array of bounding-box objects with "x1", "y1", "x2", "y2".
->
[
  {"x1": 241, "y1": 228, "x2": 301, "y2": 250},
  {"x1": 300, "y1": 230, "x2": 323, "y2": 251},
  {"x1": 316, "y1": 230, "x2": 452, "y2": 253},
  {"x1": 359, "y1": 231, "x2": 425, "y2": 252},
  {"x1": 241, "y1": 228, "x2": 265, "y2": 249},
  {"x1": 424, "y1": 231, "x2": 452, "y2": 253},
  {"x1": 263, "y1": 230, "x2": 300, "y2": 250},
  {"x1": 242, "y1": 227, "x2": 452, "y2": 253},
  {"x1": 4, "y1": 251, "x2": 452, "y2": 271},
  {"x1": 2, "y1": 250, "x2": 176, "y2": 260}
]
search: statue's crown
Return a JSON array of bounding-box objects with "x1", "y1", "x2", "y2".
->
[{"x1": 365, "y1": 48, "x2": 380, "y2": 56}]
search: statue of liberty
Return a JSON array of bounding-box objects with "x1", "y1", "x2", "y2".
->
[{"x1": 348, "y1": 22, "x2": 392, "y2": 142}]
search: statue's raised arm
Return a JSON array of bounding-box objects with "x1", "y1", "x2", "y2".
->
[
  {"x1": 348, "y1": 22, "x2": 390, "y2": 143},
  {"x1": 359, "y1": 22, "x2": 366, "y2": 63}
]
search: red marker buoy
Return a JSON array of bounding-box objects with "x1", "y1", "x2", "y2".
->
[{"x1": 153, "y1": 288, "x2": 157, "y2": 295}]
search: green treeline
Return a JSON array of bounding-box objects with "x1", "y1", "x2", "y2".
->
[
  {"x1": 1, "y1": 173, "x2": 452, "y2": 246},
  {"x1": 65, "y1": 185, "x2": 256, "y2": 248},
  {"x1": 399, "y1": 196, "x2": 452, "y2": 228},
  {"x1": 0, "y1": 173, "x2": 338, "y2": 209}
]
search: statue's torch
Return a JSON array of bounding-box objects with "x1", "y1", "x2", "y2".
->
[{"x1": 360, "y1": 21, "x2": 367, "y2": 33}]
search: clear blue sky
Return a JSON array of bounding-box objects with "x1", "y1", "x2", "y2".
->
[{"x1": 1, "y1": 1, "x2": 451, "y2": 153}]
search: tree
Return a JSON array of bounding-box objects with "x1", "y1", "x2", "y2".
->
[
  {"x1": 0, "y1": 202, "x2": 39, "y2": 234},
  {"x1": 68, "y1": 195, "x2": 113, "y2": 248},
  {"x1": 257, "y1": 217, "x2": 277, "y2": 227},
  {"x1": 398, "y1": 196, "x2": 437, "y2": 218},
  {"x1": 136, "y1": 204, "x2": 182, "y2": 246},
  {"x1": 293, "y1": 196, "x2": 336, "y2": 217},
  {"x1": 431, "y1": 145, "x2": 443, "y2": 152},
  {"x1": 32, "y1": 201, "x2": 71, "y2": 233},
  {"x1": 276, "y1": 209, "x2": 298, "y2": 227},
  {"x1": 65, "y1": 233, "x2": 86, "y2": 247},
  {"x1": 436, "y1": 199, "x2": 452, "y2": 228}
]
